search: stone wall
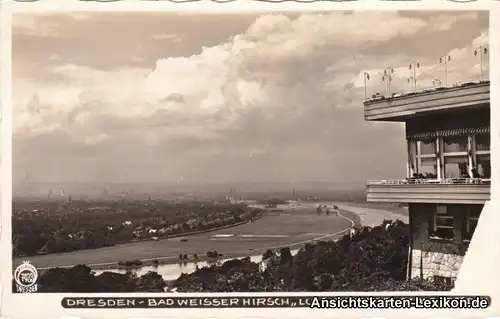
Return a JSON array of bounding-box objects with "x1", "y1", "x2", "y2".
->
[
  {"x1": 411, "y1": 246, "x2": 464, "y2": 280},
  {"x1": 409, "y1": 203, "x2": 474, "y2": 280}
]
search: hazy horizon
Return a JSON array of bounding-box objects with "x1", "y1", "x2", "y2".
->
[
  {"x1": 13, "y1": 180, "x2": 366, "y2": 198},
  {"x1": 13, "y1": 11, "x2": 489, "y2": 186}
]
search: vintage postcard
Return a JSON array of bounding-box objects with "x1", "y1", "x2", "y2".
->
[{"x1": 0, "y1": 1, "x2": 499, "y2": 319}]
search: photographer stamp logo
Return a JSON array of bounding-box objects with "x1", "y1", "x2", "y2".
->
[{"x1": 14, "y1": 261, "x2": 38, "y2": 293}]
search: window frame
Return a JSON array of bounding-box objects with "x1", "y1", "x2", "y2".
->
[
  {"x1": 475, "y1": 133, "x2": 490, "y2": 178},
  {"x1": 442, "y1": 155, "x2": 469, "y2": 178},
  {"x1": 476, "y1": 153, "x2": 491, "y2": 178},
  {"x1": 416, "y1": 139, "x2": 437, "y2": 176},
  {"x1": 442, "y1": 135, "x2": 469, "y2": 153},
  {"x1": 430, "y1": 205, "x2": 455, "y2": 241},
  {"x1": 442, "y1": 136, "x2": 469, "y2": 178},
  {"x1": 475, "y1": 133, "x2": 490, "y2": 152},
  {"x1": 417, "y1": 139, "x2": 437, "y2": 156},
  {"x1": 408, "y1": 132, "x2": 490, "y2": 180}
]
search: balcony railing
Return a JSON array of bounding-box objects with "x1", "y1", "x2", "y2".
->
[
  {"x1": 366, "y1": 178, "x2": 490, "y2": 204},
  {"x1": 367, "y1": 178, "x2": 491, "y2": 186}
]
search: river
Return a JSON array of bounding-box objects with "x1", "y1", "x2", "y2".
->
[{"x1": 93, "y1": 249, "x2": 301, "y2": 281}]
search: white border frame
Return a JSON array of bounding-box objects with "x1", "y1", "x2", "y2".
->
[{"x1": 1, "y1": 1, "x2": 500, "y2": 319}]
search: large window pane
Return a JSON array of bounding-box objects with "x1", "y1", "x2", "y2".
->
[
  {"x1": 430, "y1": 205, "x2": 455, "y2": 240},
  {"x1": 476, "y1": 134, "x2": 490, "y2": 151},
  {"x1": 443, "y1": 136, "x2": 468, "y2": 153},
  {"x1": 435, "y1": 216, "x2": 454, "y2": 227},
  {"x1": 417, "y1": 139, "x2": 436, "y2": 155},
  {"x1": 477, "y1": 154, "x2": 491, "y2": 178},
  {"x1": 444, "y1": 156, "x2": 468, "y2": 178},
  {"x1": 418, "y1": 157, "x2": 437, "y2": 176}
]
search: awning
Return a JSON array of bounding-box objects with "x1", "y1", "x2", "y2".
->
[{"x1": 407, "y1": 126, "x2": 490, "y2": 140}]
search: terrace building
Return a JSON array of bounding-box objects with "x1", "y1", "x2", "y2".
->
[{"x1": 364, "y1": 81, "x2": 490, "y2": 284}]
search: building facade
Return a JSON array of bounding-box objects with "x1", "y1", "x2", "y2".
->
[{"x1": 364, "y1": 81, "x2": 491, "y2": 284}]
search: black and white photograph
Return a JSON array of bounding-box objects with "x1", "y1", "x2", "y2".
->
[{"x1": 8, "y1": 9, "x2": 492, "y2": 295}]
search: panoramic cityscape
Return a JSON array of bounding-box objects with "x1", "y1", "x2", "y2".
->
[{"x1": 11, "y1": 10, "x2": 490, "y2": 293}]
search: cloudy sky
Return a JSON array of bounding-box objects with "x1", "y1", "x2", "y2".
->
[{"x1": 12, "y1": 10, "x2": 489, "y2": 186}]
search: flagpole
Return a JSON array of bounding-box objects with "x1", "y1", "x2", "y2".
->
[
  {"x1": 439, "y1": 53, "x2": 451, "y2": 87},
  {"x1": 363, "y1": 72, "x2": 370, "y2": 100},
  {"x1": 364, "y1": 75, "x2": 367, "y2": 100},
  {"x1": 382, "y1": 67, "x2": 394, "y2": 95},
  {"x1": 409, "y1": 61, "x2": 419, "y2": 92},
  {"x1": 474, "y1": 45, "x2": 488, "y2": 82}
]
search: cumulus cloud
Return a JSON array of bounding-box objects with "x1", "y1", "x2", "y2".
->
[
  {"x1": 12, "y1": 11, "x2": 489, "y2": 183},
  {"x1": 430, "y1": 12, "x2": 478, "y2": 31},
  {"x1": 13, "y1": 12, "x2": 438, "y2": 135}
]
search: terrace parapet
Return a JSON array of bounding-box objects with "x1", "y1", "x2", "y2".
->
[{"x1": 364, "y1": 81, "x2": 490, "y2": 122}]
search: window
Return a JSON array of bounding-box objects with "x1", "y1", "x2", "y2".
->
[
  {"x1": 417, "y1": 158, "x2": 437, "y2": 176},
  {"x1": 463, "y1": 206, "x2": 482, "y2": 241},
  {"x1": 418, "y1": 139, "x2": 436, "y2": 155},
  {"x1": 475, "y1": 134, "x2": 490, "y2": 179},
  {"x1": 443, "y1": 136, "x2": 468, "y2": 153},
  {"x1": 477, "y1": 154, "x2": 491, "y2": 178},
  {"x1": 430, "y1": 205, "x2": 454, "y2": 240},
  {"x1": 443, "y1": 136, "x2": 469, "y2": 178},
  {"x1": 416, "y1": 139, "x2": 437, "y2": 177},
  {"x1": 475, "y1": 134, "x2": 490, "y2": 152},
  {"x1": 444, "y1": 157, "x2": 469, "y2": 178}
]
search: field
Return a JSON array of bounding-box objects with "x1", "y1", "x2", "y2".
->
[{"x1": 13, "y1": 204, "x2": 359, "y2": 270}]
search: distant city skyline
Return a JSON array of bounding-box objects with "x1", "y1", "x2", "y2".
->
[{"x1": 12, "y1": 11, "x2": 489, "y2": 185}]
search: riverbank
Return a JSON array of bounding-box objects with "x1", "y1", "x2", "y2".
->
[{"x1": 338, "y1": 203, "x2": 409, "y2": 226}]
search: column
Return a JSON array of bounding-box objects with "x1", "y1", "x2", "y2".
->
[
  {"x1": 436, "y1": 137, "x2": 443, "y2": 179},
  {"x1": 407, "y1": 140, "x2": 416, "y2": 178},
  {"x1": 467, "y1": 135, "x2": 474, "y2": 178}
]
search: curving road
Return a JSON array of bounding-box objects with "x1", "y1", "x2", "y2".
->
[{"x1": 14, "y1": 204, "x2": 356, "y2": 270}]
